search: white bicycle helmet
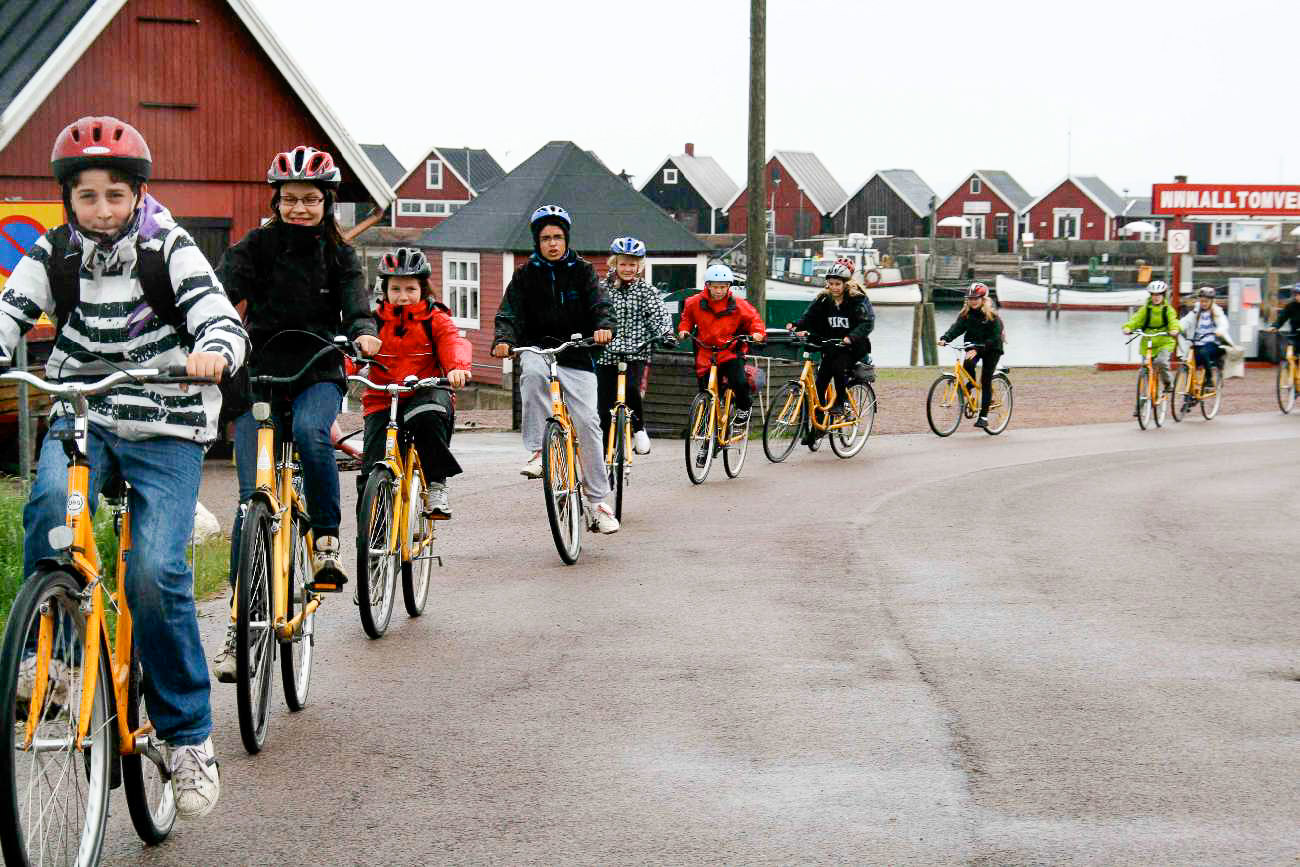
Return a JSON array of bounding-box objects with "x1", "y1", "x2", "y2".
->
[
  {"x1": 267, "y1": 146, "x2": 341, "y2": 186},
  {"x1": 704, "y1": 263, "x2": 736, "y2": 284}
]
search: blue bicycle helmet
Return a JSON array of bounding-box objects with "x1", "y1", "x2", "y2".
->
[
  {"x1": 610, "y1": 236, "x2": 646, "y2": 257},
  {"x1": 704, "y1": 263, "x2": 736, "y2": 284},
  {"x1": 530, "y1": 204, "x2": 571, "y2": 232}
]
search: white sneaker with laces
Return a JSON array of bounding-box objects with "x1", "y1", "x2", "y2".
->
[
  {"x1": 16, "y1": 656, "x2": 72, "y2": 707},
  {"x1": 212, "y1": 623, "x2": 237, "y2": 683},
  {"x1": 520, "y1": 451, "x2": 543, "y2": 479},
  {"x1": 166, "y1": 738, "x2": 220, "y2": 819},
  {"x1": 424, "y1": 482, "x2": 451, "y2": 517},
  {"x1": 632, "y1": 430, "x2": 651, "y2": 455},
  {"x1": 588, "y1": 502, "x2": 620, "y2": 534}
]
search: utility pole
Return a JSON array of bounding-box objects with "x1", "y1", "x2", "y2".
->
[
  {"x1": 745, "y1": 0, "x2": 767, "y2": 318},
  {"x1": 912, "y1": 195, "x2": 939, "y2": 365}
]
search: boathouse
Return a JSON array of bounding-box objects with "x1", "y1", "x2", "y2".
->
[
  {"x1": 725, "y1": 151, "x2": 847, "y2": 240},
  {"x1": 1022, "y1": 176, "x2": 1126, "y2": 242},
  {"x1": 639, "y1": 144, "x2": 740, "y2": 235},
  {"x1": 834, "y1": 169, "x2": 936, "y2": 239},
  {"x1": 936, "y1": 170, "x2": 1034, "y2": 253}
]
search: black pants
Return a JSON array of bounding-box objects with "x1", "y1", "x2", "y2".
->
[
  {"x1": 697, "y1": 357, "x2": 751, "y2": 411},
  {"x1": 358, "y1": 391, "x2": 461, "y2": 497},
  {"x1": 1192, "y1": 342, "x2": 1224, "y2": 378},
  {"x1": 815, "y1": 346, "x2": 859, "y2": 409},
  {"x1": 963, "y1": 348, "x2": 1002, "y2": 418},
  {"x1": 596, "y1": 361, "x2": 647, "y2": 439}
]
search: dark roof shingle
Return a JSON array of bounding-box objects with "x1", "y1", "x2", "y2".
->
[
  {"x1": 437, "y1": 147, "x2": 506, "y2": 193},
  {"x1": 0, "y1": 0, "x2": 96, "y2": 114},
  {"x1": 359, "y1": 143, "x2": 405, "y2": 187}
]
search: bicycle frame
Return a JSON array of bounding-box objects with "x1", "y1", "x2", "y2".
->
[
  {"x1": 940, "y1": 347, "x2": 987, "y2": 414},
  {"x1": 791, "y1": 348, "x2": 867, "y2": 434},
  {"x1": 1287, "y1": 344, "x2": 1300, "y2": 386},
  {"x1": 1178, "y1": 344, "x2": 1218, "y2": 400},
  {"x1": 546, "y1": 357, "x2": 579, "y2": 489},
  {"x1": 604, "y1": 361, "x2": 634, "y2": 467}
]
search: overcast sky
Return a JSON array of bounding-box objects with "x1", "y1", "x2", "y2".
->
[{"x1": 251, "y1": 0, "x2": 1300, "y2": 204}]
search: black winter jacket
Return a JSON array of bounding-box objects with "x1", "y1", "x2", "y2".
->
[
  {"x1": 1273, "y1": 299, "x2": 1300, "y2": 332},
  {"x1": 794, "y1": 292, "x2": 875, "y2": 355},
  {"x1": 941, "y1": 310, "x2": 1005, "y2": 353},
  {"x1": 217, "y1": 221, "x2": 376, "y2": 390},
  {"x1": 494, "y1": 251, "x2": 615, "y2": 369}
]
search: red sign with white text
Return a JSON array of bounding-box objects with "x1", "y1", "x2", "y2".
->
[{"x1": 1151, "y1": 183, "x2": 1300, "y2": 216}]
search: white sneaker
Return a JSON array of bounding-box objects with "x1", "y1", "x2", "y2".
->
[
  {"x1": 16, "y1": 656, "x2": 72, "y2": 707},
  {"x1": 166, "y1": 738, "x2": 220, "y2": 819},
  {"x1": 212, "y1": 623, "x2": 237, "y2": 683},
  {"x1": 311, "y1": 535, "x2": 347, "y2": 591},
  {"x1": 423, "y1": 482, "x2": 451, "y2": 518},
  {"x1": 520, "y1": 451, "x2": 543, "y2": 479},
  {"x1": 587, "y1": 502, "x2": 620, "y2": 534},
  {"x1": 632, "y1": 430, "x2": 651, "y2": 455}
]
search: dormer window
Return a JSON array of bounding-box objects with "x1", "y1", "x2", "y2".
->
[
  {"x1": 970, "y1": 177, "x2": 982, "y2": 194},
  {"x1": 663, "y1": 168, "x2": 678, "y2": 184},
  {"x1": 426, "y1": 159, "x2": 443, "y2": 190}
]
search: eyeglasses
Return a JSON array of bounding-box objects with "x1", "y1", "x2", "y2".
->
[{"x1": 279, "y1": 195, "x2": 324, "y2": 208}]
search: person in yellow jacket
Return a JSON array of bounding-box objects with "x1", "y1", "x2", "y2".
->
[{"x1": 1123, "y1": 281, "x2": 1180, "y2": 393}]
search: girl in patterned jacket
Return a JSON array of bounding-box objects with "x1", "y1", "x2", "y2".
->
[{"x1": 595, "y1": 237, "x2": 671, "y2": 454}]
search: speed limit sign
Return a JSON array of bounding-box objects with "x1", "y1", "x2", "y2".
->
[{"x1": 1167, "y1": 229, "x2": 1190, "y2": 254}]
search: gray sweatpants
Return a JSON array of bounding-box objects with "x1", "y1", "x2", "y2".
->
[{"x1": 520, "y1": 353, "x2": 610, "y2": 503}]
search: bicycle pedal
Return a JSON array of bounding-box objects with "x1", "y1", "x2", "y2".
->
[
  {"x1": 306, "y1": 580, "x2": 345, "y2": 594},
  {"x1": 429, "y1": 513, "x2": 451, "y2": 521}
]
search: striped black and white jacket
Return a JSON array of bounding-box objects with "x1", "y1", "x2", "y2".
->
[
  {"x1": 595, "y1": 274, "x2": 671, "y2": 365},
  {"x1": 0, "y1": 196, "x2": 248, "y2": 443}
]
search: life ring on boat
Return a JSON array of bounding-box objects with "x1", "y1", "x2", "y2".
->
[{"x1": 864, "y1": 268, "x2": 882, "y2": 286}]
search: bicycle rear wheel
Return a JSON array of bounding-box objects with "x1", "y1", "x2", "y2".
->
[
  {"x1": 1201, "y1": 367, "x2": 1222, "y2": 419},
  {"x1": 542, "y1": 419, "x2": 583, "y2": 564},
  {"x1": 926, "y1": 374, "x2": 963, "y2": 436},
  {"x1": 1170, "y1": 366, "x2": 1189, "y2": 422},
  {"x1": 280, "y1": 516, "x2": 314, "y2": 711},
  {"x1": 831, "y1": 383, "x2": 876, "y2": 457},
  {"x1": 357, "y1": 467, "x2": 399, "y2": 640},
  {"x1": 762, "y1": 383, "x2": 803, "y2": 463},
  {"x1": 722, "y1": 398, "x2": 750, "y2": 478},
  {"x1": 401, "y1": 465, "x2": 434, "y2": 617},
  {"x1": 1278, "y1": 361, "x2": 1296, "y2": 414},
  {"x1": 0, "y1": 569, "x2": 113, "y2": 866},
  {"x1": 123, "y1": 652, "x2": 176, "y2": 845},
  {"x1": 984, "y1": 374, "x2": 1014, "y2": 435},
  {"x1": 609, "y1": 407, "x2": 629, "y2": 520},
  {"x1": 1135, "y1": 369, "x2": 1153, "y2": 430},
  {"x1": 235, "y1": 501, "x2": 275, "y2": 754},
  {"x1": 684, "y1": 392, "x2": 716, "y2": 484}
]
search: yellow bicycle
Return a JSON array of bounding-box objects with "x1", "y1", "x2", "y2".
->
[
  {"x1": 1170, "y1": 341, "x2": 1222, "y2": 422},
  {"x1": 1125, "y1": 330, "x2": 1173, "y2": 430},
  {"x1": 925, "y1": 342, "x2": 1013, "y2": 436},
  {"x1": 345, "y1": 373, "x2": 445, "y2": 638},
  {"x1": 602, "y1": 335, "x2": 674, "y2": 521},
  {"x1": 684, "y1": 335, "x2": 755, "y2": 484},
  {"x1": 0, "y1": 363, "x2": 214, "y2": 863},
  {"x1": 762, "y1": 337, "x2": 877, "y2": 462},
  {"x1": 1274, "y1": 335, "x2": 1298, "y2": 414}
]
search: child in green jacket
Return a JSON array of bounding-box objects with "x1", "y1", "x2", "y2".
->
[{"x1": 1123, "y1": 281, "x2": 1180, "y2": 391}]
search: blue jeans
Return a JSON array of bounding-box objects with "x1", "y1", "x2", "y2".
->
[
  {"x1": 230, "y1": 382, "x2": 342, "y2": 583},
  {"x1": 1193, "y1": 342, "x2": 1223, "y2": 376},
  {"x1": 22, "y1": 418, "x2": 211, "y2": 746}
]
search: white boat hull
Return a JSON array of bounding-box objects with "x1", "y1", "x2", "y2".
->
[{"x1": 995, "y1": 275, "x2": 1149, "y2": 310}]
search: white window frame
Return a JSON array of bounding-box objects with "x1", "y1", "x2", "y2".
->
[
  {"x1": 426, "y1": 159, "x2": 443, "y2": 190},
  {"x1": 443, "y1": 252, "x2": 481, "y2": 329},
  {"x1": 1053, "y1": 208, "x2": 1082, "y2": 240},
  {"x1": 961, "y1": 215, "x2": 985, "y2": 239},
  {"x1": 866, "y1": 215, "x2": 888, "y2": 236},
  {"x1": 398, "y1": 199, "x2": 423, "y2": 215},
  {"x1": 970, "y1": 177, "x2": 982, "y2": 194},
  {"x1": 643, "y1": 255, "x2": 708, "y2": 298},
  {"x1": 1211, "y1": 221, "x2": 1235, "y2": 243},
  {"x1": 765, "y1": 209, "x2": 776, "y2": 234},
  {"x1": 663, "y1": 167, "x2": 678, "y2": 184}
]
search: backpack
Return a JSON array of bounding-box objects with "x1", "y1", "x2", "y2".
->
[
  {"x1": 45, "y1": 224, "x2": 189, "y2": 346},
  {"x1": 1139, "y1": 303, "x2": 1170, "y2": 332}
]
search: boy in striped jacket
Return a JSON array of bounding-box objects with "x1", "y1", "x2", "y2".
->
[{"x1": 0, "y1": 117, "x2": 248, "y2": 820}]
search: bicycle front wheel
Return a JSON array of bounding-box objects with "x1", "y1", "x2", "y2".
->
[
  {"x1": 926, "y1": 374, "x2": 963, "y2": 436},
  {"x1": 722, "y1": 398, "x2": 750, "y2": 478},
  {"x1": 684, "y1": 392, "x2": 716, "y2": 484},
  {"x1": 984, "y1": 374, "x2": 1014, "y2": 435},
  {"x1": 609, "y1": 407, "x2": 629, "y2": 521},
  {"x1": 1201, "y1": 367, "x2": 1222, "y2": 419},
  {"x1": 357, "y1": 467, "x2": 399, "y2": 639},
  {"x1": 542, "y1": 419, "x2": 583, "y2": 564},
  {"x1": 1170, "y1": 366, "x2": 1190, "y2": 422},
  {"x1": 280, "y1": 516, "x2": 314, "y2": 711},
  {"x1": 1135, "y1": 368, "x2": 1153, "y2": 430},
  {"x1": 1278, "y1": 361, "x2": 1296, "y2": 414},
  {"x1": 762, "y1": 382, "x2": 803, "y2": 463},
  {"x1": 123, "y1": 651, "x2": 176, "y2": 845},
  {"x1": 0, "y1": 569, "x2": 113, "y2": 867},
  {"x1": 831, "y1": 383, "x2": 876, "y2": 457},
  {"x1": 235, "y1": 501, "x2": 275, "y2": 754},
  {"x1": 401, "y1": 466, "x2": 434, "y2": 617}
]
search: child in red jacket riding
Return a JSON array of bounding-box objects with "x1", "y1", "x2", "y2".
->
[
  {"x1": 361, "y1": 248, "x2": 472, "y2": 517},
  {"x1": 676, "y1": 262, "x2": 766, "y2": 429}
]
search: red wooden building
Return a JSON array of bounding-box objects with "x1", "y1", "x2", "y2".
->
[
  {"x1": 0, "y1": 0, "x2": 392, "y2": 264},
  {"x1": 935, "y1": 170, "x2": 1034, "y2": 252},
  {"x1": 725, "y1": 151, "x2": 847, "y2": 239},
  {"x1": 389, "y1": 146, "x2": 505, "y2": 229},
  {"x1": 1021, "y1": 175, "x2": 1125, "y2": 242}
]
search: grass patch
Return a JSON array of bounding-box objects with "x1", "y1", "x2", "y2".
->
[{"x1": 0, "y1": 476, "x2": 229, "y2": 629}]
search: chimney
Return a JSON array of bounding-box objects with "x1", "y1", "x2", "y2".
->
[
  {"x1": 685, "y1": 142, "x2": 695, "y2": 156},
  {"x1": 1174, "y1": 174, "x2": 1188, "y2": 183}
]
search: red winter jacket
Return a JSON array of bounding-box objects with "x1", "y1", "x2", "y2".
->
[
  {"x1": 677, "y1": 290, "x2": 766, "y2": 375},
  {"x1": 361, "y1": 300, "x2": 472, "y2": 416}
]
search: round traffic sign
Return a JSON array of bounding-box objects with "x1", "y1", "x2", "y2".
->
[{"x1": 0, "y1": 215, "x2": 46, "y2": 278}]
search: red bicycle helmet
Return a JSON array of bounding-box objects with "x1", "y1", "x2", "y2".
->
[
  {"x1": 966, "y1": 282, "x2": 990, "y2": 301},
  {"x1": 267, "y1": 146, "x2": 341, "y2": 186},
  {"x1": 50, "y1": 116, "x2": 152, "y2": 184}
]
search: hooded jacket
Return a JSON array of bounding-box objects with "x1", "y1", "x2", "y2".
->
[
  {"x1": 362, "y1": 300, "x2": 472, "y2": 416},
  {"x1": 1123, "y1": 302, "x2": 1180, "y2": 355},
  {"x1": 596, "y1": 273, "x2": 671, "y2": 365},
  {"x1": 794, "y1": 289, "x2": 875, "y2": 354},
  {"x1": 494, "y1": 250, "x2": 615, "y2": 369},
  {"x1": 677, "y1": 289, "x2": 765, "y2": 376},
  {"x1": 1179, "y1": 303, "x2": 1232, "y2": 348},
  {"x1": 941, "y1": 308, "x2": 1006, "y2": 353}
]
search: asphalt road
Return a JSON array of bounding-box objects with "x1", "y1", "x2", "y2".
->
[{"x1": 102, "y1": 413, "x2": 1300, "y2": 865}]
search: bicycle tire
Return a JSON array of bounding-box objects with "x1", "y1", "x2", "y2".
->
[
  {"x1": 1153, "y1": 373, "x2": 1167, "y2": 427},
  {"x1": 1136, "y1": 368, "x2": 1153, "y2": 430},
  {"x1": 684, "y1": 392, "x2": 716, "y2": 484},
  {"x1": 610, "y1": 407, "x2": 628, "y2": 520},
  {"x1": 357, "y1": 467, "x2": 399, "y2": 640},
  {"x1": 280, "y1": 516, "x2": 314, "y2": 711},
  {"x1": 762, "y1": 382, "x2": 803, "y2": 463},
  {"x1": 926, "y1": 374, "x2": 963, "y2": 436},
  {"x1": 1201, "y1": 367, "x2": 1222, "y2": 419},
  {"x1": 0, "y1": 569, "x2": 113, "y2": 866},
  {"x1": 123, "y1": 650, "x2": 176, "y2": 845},
  {"x1": 1170, "y1": 366, "x2": 1190, "y2": 422},
  {"x1": 984, "y1": 374, "x2": 1014, "y2": 435},
  {"x1": 542, "y1": 419, "x2": 583, "y2": 564},
  {"x1": 235, "y1": 501, "x2": 275, "y2": 754},
  {"x1": 1279, "y1": 360, "x2": 1296, "y2": 414},
  {"x1": 401, "y1": 464, "x2": 434, "y2": 617},
  {"x1": 831, "y1": 383, "x2": 876, "y2": 457},
  {"x1": 722, "y1": 398, "x2": 750, "y2": 478}
]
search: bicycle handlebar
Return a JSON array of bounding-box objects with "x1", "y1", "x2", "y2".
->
[
  {"x1": 600, "y1": 333, "x2": 677, "y2": 357},
  {"x1": 686, "y1": 333, "x2": 756, "y2": 352},
  {"x1": 512, "y1": 336, "x2": 598, "y2": 359},
  {"x1": 346, "y1": 374, "x2": 451, "y2": 394},
  {"x1": 248, "y1": 334, "x2": 381, "y2": 387},
  {"x1": 0, "y1": 364, "x2": 216, "y2": 397},
  {"x1": 786, "y1": 336, "x2": 853, "y2": 352},
  {"x1": 1125, "y1": 330, "x2": 1173, "y2": 344}
]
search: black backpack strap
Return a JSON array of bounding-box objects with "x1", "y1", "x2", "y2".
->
[
  {"x1": 45, "y1": 226, "x2": 81, "y2": 331},
  {"x1": 135, "y1": 240, "x2": 188, "y2": 336}
]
